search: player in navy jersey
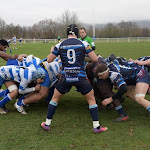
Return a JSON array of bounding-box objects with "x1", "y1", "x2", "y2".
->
[
  {"x1": 41, "y1": 24, "x2": 108, "y2": 133},
  {"x1": 130, "y1": 56, "x2": 150, "y2": 73},
  {"x1": 95, "y1": 62, "x2": 150, "y2": 117},
  {"x1": 86, "y1": 56, "x2": 129, "y2": 122}
]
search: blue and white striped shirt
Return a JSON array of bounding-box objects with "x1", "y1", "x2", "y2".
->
[{"x1": 0, "y1": 65, "x2": 35, "y2": 94}]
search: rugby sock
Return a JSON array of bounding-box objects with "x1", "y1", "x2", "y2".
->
[
  {"x1": 3, "y1": 89, "x2": 9, "y2": 97},
  {"x1": 146, "y1": 106, "x2": 150, "y2": 112},
  {"x1": 46, "y1": 101, "x2": 58, "y2": 120},
  {"x1": 115, "y1": 105, "x2": 127, "y2": 116},
  {"x1": 0, "y1": 90, "x2": 8, "y2": 97},
  {"x1": 45, "y1": 119, "x2": 52, "y2": 126},
  {"x1": 17, "y1": 100, "x2": 25, "y2": 106},
  {"x1": 0, "y1": 94, "x2": 12, "y2": 108},
  {"x1": 18, "y1": 95, "x2": 26, "y2": 101},
  {"x1": 89, "y1": 104, "x2": 100, "y2": 128},
  {"x1": 10, "y1": 49, "x2": 12, "y2": 53}
]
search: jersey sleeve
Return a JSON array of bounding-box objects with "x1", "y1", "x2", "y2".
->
[
  {"x1": 109, "y1": 72, "x2": 126, "y2": 87},
  {"x1": 52, "y1": 43, "x2": 61, "y2": 57},
  {"x1": 83, "y1": 41, "x2": 93, "y2": 54},
  {"x1": 19, "y1": 78, "x2": 35, "y2": 94}
]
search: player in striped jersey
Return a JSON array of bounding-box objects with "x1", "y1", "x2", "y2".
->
[
  {"x1": 0, "y1": 66, "x2": 46, "y2": 114},
  {"x1": 6, "y1": 54, "x2": 42, "y2": 71},
  {"x1": 13, "y1": 60, "x2": 61, "y2": 114}
]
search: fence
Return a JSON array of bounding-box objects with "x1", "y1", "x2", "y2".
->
[{"x1": 20, "y1": 37, "x2": 150, "y2": 44}]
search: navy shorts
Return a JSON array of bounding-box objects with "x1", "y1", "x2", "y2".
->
[
  {"x1": 136, "y1": 69, "x2": 150, "y2": 85},
  {"x1": 55, "y1": 76, "x2": 93, "y2": 95}
]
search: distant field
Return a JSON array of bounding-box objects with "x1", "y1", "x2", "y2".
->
[{"x1": 0, "y1": 42, "x2": 150, "y2": 150}]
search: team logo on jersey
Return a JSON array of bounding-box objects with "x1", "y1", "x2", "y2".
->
[
  {"x1": 110, "y1": 72, "x2": 119, "y2": 82},
  {"x1": 137, "y1": 69, "x2": 145, "y2": 78},
  {"x1": 86, "y1": 45, "x2": 92, "y2": 50}
]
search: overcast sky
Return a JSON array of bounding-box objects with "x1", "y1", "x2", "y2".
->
[{"x1": 1, "y1": 0, "x2": 150, "y2": 26}]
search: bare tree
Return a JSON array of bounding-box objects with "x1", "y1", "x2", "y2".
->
[
  {"x1": 56, "y1": 10, "x2": 81, "y2": 37},
  {"x1": 0, "y1": 18, "x2": 6, "y2": 38}
]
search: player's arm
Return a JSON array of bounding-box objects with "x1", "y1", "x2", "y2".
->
[
  {"x1": 47, "y1": 53, "x2": 57, "y2": 63},
  {"x1": 47, "y1": 44, "x2": 60, "y2": 63},
  {"x1": 0, "y1": 51, "x2": 18, "y2": 61},
  {"x1": 112, "y1": 84, "x2": 127, "y2": 100},
  {"x1": 88, "y1": 51, "x2": 98, "y2": 62},
  {"x1": 84, "y1": 41, "x2": 98, "y2": 62},
  {"x1": 19, "y1": 79, "x2": 36, "y2": 94},
  {"x1": 102, "y1": 72, "x2": 127, "y2": 106},
  {"x1": 134, "y1": 59, "x2": 150, "y2": 66}
]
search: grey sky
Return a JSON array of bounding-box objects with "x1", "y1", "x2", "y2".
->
[{"x1": 1, "y1": 0, "x2": 150, "y2": 26}]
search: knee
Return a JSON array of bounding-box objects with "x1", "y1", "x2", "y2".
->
[
  {"x1": 8, "y1": 85, "x2": 18, "y2": 98},
  {"x1": 134, "y1": 96, "x2": 145, "y2": 104},
  {"x1": 39, "y1": 90, "x2": 49, "y2": 99},
  {"x1": 10, "y1": 89, "x2": 18, "y2": 98}
]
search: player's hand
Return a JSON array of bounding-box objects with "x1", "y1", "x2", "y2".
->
[
  {"x1": 35, "y1": 84, "x2": 41, "y2": 91},
  {"x1": 12, "y1": 55, "x2": 18, "y2": 59},
  {"x1": 128, "y1": 58, "x2": 134, "y2": 62},
  {"x1": 134, "y1": 60, "x2": 142, "y2": 65},
  {"x1": 50, "y1": 45, "x2": 54, "y2": 53},
  {"x1": 102, "y1": 97, "x2": 113, "y2": 106}
]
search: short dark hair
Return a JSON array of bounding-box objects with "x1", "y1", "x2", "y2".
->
[
  {"x1": 0, "y1": 39, "x2": 8, "y2": 46},
  {"x1": 79, "y1": 27, "x2": 86, "y2": 32},
  {"x1": 95, "y1": 64, "x2": 108, "y2": 76}
]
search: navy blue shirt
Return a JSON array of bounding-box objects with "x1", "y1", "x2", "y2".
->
[
  {"x1": 52, "y1": 37, "x2": 93, "y2": 77},
  {"x1": 108, "y1": 61, "x2": 143, "y2": 87}
]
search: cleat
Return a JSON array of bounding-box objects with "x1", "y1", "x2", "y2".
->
[
  {"x1": 113, "y1": 115, "x2": 129, "y2": 122},
  {"x1": 2, "y1": 106, "x2": 9, "y2": 113},
  {"x1": 14, "y1": 102, "x2": 27, "y2": 114},
  {"x1": 0, "y1": 108, "x2": 7, "y2": 114},
  {"x1": 41, "y1": 122, "x2": 50, "y2": 131},
  {"x1": 93, "y1": 126, "x2": 108, "y2": 134}
]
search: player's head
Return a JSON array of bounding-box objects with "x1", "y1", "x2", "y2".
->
[
  {"x1": 95, "y1": 63, "x2": 109, "y2": 80},
  {"x1": 0, "y1": 39, "x2": 9, "y2": 51},
  {"x1": 34, "y1": 68, "x2": 46, "y2": 81},
  {"x1": 67, "y1": 24, "x2": 78, "y2": 37},
  {"x1": 79, "y1": 27, "x2": 87, "y2": 39},
  {"x1": 57, "y1": 36, "x2": 61, "y2": 40},
  {"x1": 108, "y1": 54, "x2": 116, "y2": 62}
]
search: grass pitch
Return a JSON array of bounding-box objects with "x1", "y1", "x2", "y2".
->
[{"x1": 0, "y1": 41, "x2": 150, "y2": 150}]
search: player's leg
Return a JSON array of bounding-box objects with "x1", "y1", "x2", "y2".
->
[
  {"x1": 0, "y1": 81, "x2": 18, "y2": 109},
  {"x1": 14, "y1": 86, "x2": 49, "y2": 114},
  {"x1": 84, "y1": 89, "x2": 108, "y2": 133},
  {"x1": 134, "y1": 82, "x2": 150, "y2": 115},
  {"x1": 13, "y1": 43, "x2": 14, "y2": 49},
  {"x1": 41, "y1": 88, "x2": 63, "y2": 130},
  {"x1": 76, "y1": 77, "x2": 108, "y2": 133},
  {"x1": 15, "y1": 42, "x2": 17, "y2": 49},
  {"x1": 126, "y1": 86, "x2": 135, "y2": 100},
  {"x1": 41, "y1": 77, "x2": 71, "y2": 131}
]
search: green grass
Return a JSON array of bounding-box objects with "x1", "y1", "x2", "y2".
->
[{"x1": 0, "y1": 42, "x2": 150, "y2": 150}]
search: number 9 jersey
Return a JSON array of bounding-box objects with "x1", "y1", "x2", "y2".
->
[{"x1": 52, "y1": 37, "x2": 93, "y2": 77}]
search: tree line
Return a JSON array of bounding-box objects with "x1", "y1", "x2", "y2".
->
[{"x1": 0, "y1": 11, "x2": 150, "y2": 39}]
